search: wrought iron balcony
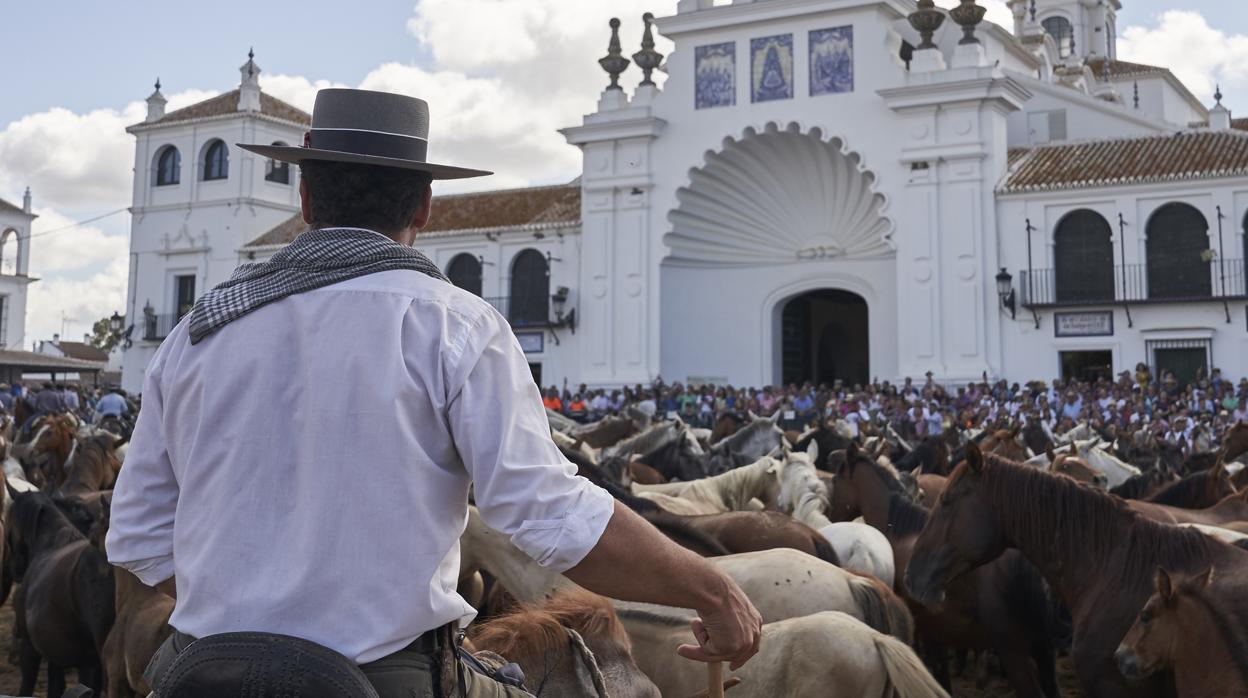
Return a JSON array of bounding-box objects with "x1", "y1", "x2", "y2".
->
[
  {"x1": 1020, "y1": 259, "x2": 1248, "y2": 309},
  {"x1": 143, "y1": 313, "x2": 181, "y2": 341},
  {"x1": 483, "y1": 296, "x2": 577, "y2": 332}
]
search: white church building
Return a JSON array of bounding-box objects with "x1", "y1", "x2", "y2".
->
[{"x1": 121, "y1": 0, "x2": 1248, "y2": 394}]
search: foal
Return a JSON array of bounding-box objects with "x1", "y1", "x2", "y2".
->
[{"x1": 1117, "y1": 568, "x2": 1248, "y2": 697}]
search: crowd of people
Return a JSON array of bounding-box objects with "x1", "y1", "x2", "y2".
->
[
  {"x1": 543, "y1": 362, "x2": 1248, "y2": 447},
  {"x1": 0, "y1": 380, "x2": 135, "y2": 431}
]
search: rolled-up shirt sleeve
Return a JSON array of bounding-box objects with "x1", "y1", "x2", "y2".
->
[
  {"x1": 444, "y1": 306, "x2": 614, "y2": 573},
  {"x1": 106, "y1": 347, "x2": 180, "y2": 586}
]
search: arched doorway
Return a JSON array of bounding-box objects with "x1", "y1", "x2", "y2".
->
[{"x1": 780, "y1": 289, "x2": 868, "y2": 386}]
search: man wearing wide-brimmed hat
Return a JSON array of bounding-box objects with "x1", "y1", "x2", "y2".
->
[{"x1": 108, "y1": 89, "x2": 761, "y2": 697}]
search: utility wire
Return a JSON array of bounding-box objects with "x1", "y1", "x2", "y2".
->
[{"x1": 26, "y1": 207, "x2": 129, "y2": 239}]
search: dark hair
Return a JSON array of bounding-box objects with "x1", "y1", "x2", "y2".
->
[{"x1": 299, "y1": 160, "x2": 433, "y2": 235}]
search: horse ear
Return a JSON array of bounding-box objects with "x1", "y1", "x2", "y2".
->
[
  {"x1": 747, "y1": 410, "x2": 759, "y2": 421},
  {"x1": 1155, "y1": 567, "x2": 1174, "y2": 601},
  {"x1": 806, "y1": 439, "x2": 819, "y2": 464},
  {"x1": 910, "y1": 464, "x2": 922, "y2": 478},
  {"x1": 966, "y1": 442, "x2": 984, "y2": 474},
  {"x1": 1188, "y1": 567, "x2": 1215, "y2": 592},
  {"x1": 1010, "y1": 423, "x2": 1022, "y2": 438},
  {"x1": 1045, "y1": 445, "x2": 1056, "y2": 464}
]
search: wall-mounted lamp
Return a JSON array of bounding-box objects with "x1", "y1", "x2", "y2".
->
[{"x1": 996, "y1": 268, "x2": 1016, "y2": 319}]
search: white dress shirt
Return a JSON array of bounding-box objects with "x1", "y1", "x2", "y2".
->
[{"x1": 107, "y1": 267, "x2": 615, "y2": 663}]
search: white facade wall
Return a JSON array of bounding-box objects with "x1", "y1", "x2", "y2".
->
[
  {"x1": 0, "y1": 203, "x2": 34, "y2": 350},
  {"x1": 121, "y1": 113, "x2": 304, "y2": 393}
]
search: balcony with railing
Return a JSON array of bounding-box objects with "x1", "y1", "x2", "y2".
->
[
  {"x1": 1020, "y1": 259, "x2": 1248, "y2": 308},
  {"x1": 143, "y1": 313, "x2": 181, "y2": 341},
  {"x1": 483, "y1": 293, "x2": 577, "y2": 331}
]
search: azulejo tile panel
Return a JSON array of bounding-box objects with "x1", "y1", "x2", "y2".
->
[
  {"x1": 810, "y1": 26, "x2": 855, "y2": 96},
  {"x1": 751, "y1": 34, "x2": 794, "y2": 103},
  {"x1": 695, "y1": 42, "x2": 737, "y2": 110}
]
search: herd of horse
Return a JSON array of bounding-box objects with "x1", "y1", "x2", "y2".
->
[{"x1": 2, "y1": 404, "x2": 1248, "y2": 696}]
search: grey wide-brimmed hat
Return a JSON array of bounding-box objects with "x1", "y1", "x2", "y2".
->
[{"x1": 238, "y1": 88, "x2": 491, "y2": 180}]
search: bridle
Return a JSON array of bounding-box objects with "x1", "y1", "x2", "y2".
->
[{"x1": 528, "y1": 626, "x2": 609, "y2": 698}]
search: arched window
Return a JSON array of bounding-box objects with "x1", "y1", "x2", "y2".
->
[
  {"x1": 155, "y1": 145, "x2": 181, "y2": 186},
  {"x1": 0, "y1": 229, "x2": 17, "y2": 276},
  {"x1": 265, "y1": 141, "x2": 291, "y2": 184},
  {"x1": 1042, "y1": 16, "x2": 1074, "y2": 58},
  {"x1": 446, "y1": 254, "x2": 483, "y2": 296},
  {"x1": 202, "y1": 139, "x2": 229, "y2": 181},
  {"x1": 1147, "y1": 203, "x2": 1211, "y2": 300},
  {"x1": 1054, "y1": 210, "x2": 1116, "y2": 303},
  {"x1": 509, "y1": 249, "x2": 549, "y2": 326}
]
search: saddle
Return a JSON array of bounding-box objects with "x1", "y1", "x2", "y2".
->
[{"x1": 154, "y1": 632, "x2": 380, "y2": 698}]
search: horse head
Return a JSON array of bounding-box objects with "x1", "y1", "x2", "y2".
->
[
  {"x1": 904, "y1": 443, "x2": 1008, "y2": 608},
  {"x1": 1116, "y1": 566, "x2": 1214, "y2": 682}
]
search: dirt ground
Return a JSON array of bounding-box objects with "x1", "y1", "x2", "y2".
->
[{"x1": 0, "y1": 595, "x2": 1082, "y2": 697}]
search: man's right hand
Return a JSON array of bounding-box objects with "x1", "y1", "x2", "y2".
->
[{"x1": 675, "y1": 576, "x2": 762, "y2": 670}]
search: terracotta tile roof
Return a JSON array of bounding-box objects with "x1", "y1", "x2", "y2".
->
[
  {"x1": 50, "y1": 341, "x2": 109, "y2": 363},
  {"x1": 1001, "y1": 131, "x2": 1248, "y2": 194},
  {"x1": 147, "y1": 90, "x2": 310, "y2": 127},
  {"x1": 1085, "y1": 58, "x2": 1169, "y2": 80},
  {"x1": 242, "y1": 183, "x2": 582, "y2": 249},
  {"x1": 1008, "y1": 148, "x2": 1031, "y2": 167},
  {"x1": 1234, "y1": 118, "x2": 1248, "y2": 133}
]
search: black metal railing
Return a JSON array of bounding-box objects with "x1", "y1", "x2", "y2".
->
[
  {"x1": 1020, "y1": 259, "x2": 1248, "y2": 308},
  {"x1": 483, "y1": 296, "x2": 578, "y2": 330},
  {"x1": 143, "y1": 314, "x2": 181, "y2": 341}
]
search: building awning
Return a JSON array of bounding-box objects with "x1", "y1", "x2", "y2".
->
[{"x1": 0, "y1": 350, "x2": 107, "y2": 374}]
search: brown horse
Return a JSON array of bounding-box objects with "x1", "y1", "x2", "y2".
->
[
  {"x1": 103, "y1": 568, "x2": 174, "y2": 697},
  {"x1": 1143, "y1": 461, "x2": 1235, "y2": 509},
  {"x1": 6, "y1": 487, "x2": 115, "y2": 697},
  {"x1": 469, "y1": 589, "x2": 662, "y2": 697},
  {"x1": 830, "y1": 445, "x2": 1059, "y2": 697},
  {"x1": 905, "y1": 446, "x2": 1248, "y2": 697},
  {"x1": 1222, "y1": 421, "x2": 1248, "y2": 462},
  {"x1": 627, "y1": 461, "x2": 667, "y2": 485},
  {"x1": 1116, "y1": 567, "x2": 1248, "y2": 697},
  {"x1": 25, "y1": 416, "x2": 77, "y2": 492},
  {"x1": 568, "y1": 415, "x2": 638, "y2": 450},
  {"x1": 1111, "y1": 469, "x2": 1180, "y2": 501},
  {"x1": 669, "y1": 510, "x2": 841, "y2": 565},
  {"x1": 709, "y1": 412, "x2": 744, "y2": 445},
  {"x1": 58, "y1": 435, "x2": 122, "y2": 497},
  {"x1": 1129, "y1": 487, "x2": 1248, "y2": 527}
]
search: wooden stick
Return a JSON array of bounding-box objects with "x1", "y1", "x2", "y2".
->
[{"x1": 708, "y1": 661, "x2": 725, "y2": 698}]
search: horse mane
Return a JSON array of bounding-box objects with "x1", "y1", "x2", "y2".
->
[
  {"x1": 977, "y1": 455, "x2": 1219, "y2": 584},
  {"x1": 565, "y1": 446, "x2": 659, "y2": 514},
  {"x1": 639, "y1": 511, "x2": 730, "y2": 556},
  {"x1": 886, "y1": 492, "x2": 930, "y2": 537},
  {"x1": 845, "y1": 448, "x2": 906, "y2": 495},
  {"x1": 1145, "y1": 469, "x2": 1221, "y2": 508},
  {"x1": 470, "y1": 589, "x2": 631, "y2": 660}
]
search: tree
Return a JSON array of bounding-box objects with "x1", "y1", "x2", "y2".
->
[{"x1": 89, "y1": 315, "x2": 125, "y2": 352}]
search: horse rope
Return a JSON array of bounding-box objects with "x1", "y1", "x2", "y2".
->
[{"x1": 565, "y1": 627, "x2": 610, "y2": 698}]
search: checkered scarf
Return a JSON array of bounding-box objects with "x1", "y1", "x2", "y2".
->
[{"x1": 188, "y1": 227, "x2": 447, "y2": 345}]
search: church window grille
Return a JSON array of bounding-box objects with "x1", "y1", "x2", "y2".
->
[
  {"x1": 156, "y1": 146, "x2": 181, "y2": 186},
  {"x1": 509, "y1": 250, "x2": 549, "y2": 326},
  {"x1": 1042, "y1": 16, "x2": 1075, "y2": 58},
  {"x1": 202, "y1": 140, "x2": 229, "y2": 181},
  {"x1": 1146, "y1": 203, "x2": 1211, "y2": 300},
  {"x1": 1054, "y1": 210, "x2": 1115, "y2": 303},
  {"x1": 447, "y1": 254, "x2": 483, "y2": 297}
]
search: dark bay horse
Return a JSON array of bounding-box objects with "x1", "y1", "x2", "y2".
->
[
  {"x1": 103, "y1": 568, "x2": 174, "y2": 697},
  {"x1": 1128, "y1": 487, "x2": 1248, "y2": 527},
  {"x1": 893, "y1": 438, "x2": 950, "y2": 478},
  {"x1": 7, "y1": 487, "x2": 115, "y2": 697},
  {"x1": 905, "y1": 446, "x2": 1248, "y2": 697},
  {"x1": 830, "y1": 445, "x2": 1059, "y2": 697},
  {"x1": 1142, "y1": 462, "x2": 1235, "y2": 510},
  {"x1": 671, "y1": 510, "x2": 840, "y2": 565}
]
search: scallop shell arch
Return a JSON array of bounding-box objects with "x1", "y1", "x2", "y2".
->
[{"x1": 666, "y1": 122, "x2": 894, "y2": 267}]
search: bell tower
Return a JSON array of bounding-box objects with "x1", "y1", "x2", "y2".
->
[{"x1": 1007, "y1": 0, "x2": 1120, "y2": 61}]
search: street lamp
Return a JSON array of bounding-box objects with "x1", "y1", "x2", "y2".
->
[
  {"x1": 551, "y1": 286, "x2": 577, "y2": 333},
  {"x1": 109, "y1": 311, "x2": 123, "y2": 332},
  {"x1": 996, "y1": 268, "x2": 1016, "y2": 319}
]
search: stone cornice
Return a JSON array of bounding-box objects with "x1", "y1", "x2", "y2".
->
[
  {"x1": 878, "y1": 70, "x2": 1033, "y2": 112},
  {"x1": 657, "y1": 0, "x2": 911, "y2": 38},
  {"x1": 561, "y1": 115, "x2": 667, "y2": 146},
  {"x1": 127, "y1": 111, "x2": 307, "y2": 135}
]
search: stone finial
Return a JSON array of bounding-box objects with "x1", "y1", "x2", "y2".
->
[
  {"x1": 1211, "y1": 85, "x2": 1232, "y2": 130},
  {"x1": 949, "y1": 0, "x2": 988, "y2": 45},
  {"x1": 21, "y1": 187, "x2": 31, "y2": 215},
  {"x1": 1101, "y1": 56, "x2": 1111, "y2": 82},
  {"x1": 145, "y1": 77, "x2": 168, "y2": 123},
  {"x1": 1215, "y1": 84, "x2": 1224, "y2": 106},
  {"x1": 908, "y1": 0, "x2": 946, "y2": 51},
  {"x1": 632, "y1": 13, "x2": 664, "y2": 87},
  {"x1": 599, "y1": 18, "x2": 632, "y2": 91},
  {"x1": 238, "y1": 48, "x2": 262, "y2": 112},
  {"x1": 1029, "y1": 0, "x2": 1037, "y2": 22}
]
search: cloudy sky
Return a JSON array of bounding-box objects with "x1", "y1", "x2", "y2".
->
[{"x1": 2, "y1": 0, "x2": 1245, "y2": 345}]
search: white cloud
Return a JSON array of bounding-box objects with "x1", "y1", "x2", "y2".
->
[
  {"x1": 28, "y1": 208, "x2": 128, "y2": 274},
  {"x1": 1119, "y1": 10, "x2": 1248, "y2": 107},
  {"x1": 25, "y1": 255, "x2": 128, "y2": 347},
  {"x1": 0, "y1": 89, "x2": 217, "y2": 213}
]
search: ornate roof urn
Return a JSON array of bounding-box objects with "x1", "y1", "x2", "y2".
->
[
  {"x1": 599, "y1": 18, "x2": 632, "y2": 91},
  {"x1": 908, "y1": 0, "x2": 946, "y2": 50},
  {"x1": 949, "y1": 0, "x2": 987, "y2": 45}
]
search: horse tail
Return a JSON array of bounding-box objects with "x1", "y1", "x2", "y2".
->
[
  {"x1": 847, "y1": 574, "x2": 914, "y2": 644},
  {"x1": 811, "y1": 531, "x2": 841, "y2": 568},
  {"x1": 873, "y1": 633, "x2": 950, "y2": 698}
]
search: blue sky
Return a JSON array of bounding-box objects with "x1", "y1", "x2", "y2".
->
[{"x1": 1, "y1": 0, "x2": 1245, "y2": 343}]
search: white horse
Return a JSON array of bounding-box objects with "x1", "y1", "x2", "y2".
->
[
  {"x1": 632, "y1": 456, "x2": 782, "y2": 514},
  {"x1": 459, "y1": 508, "x2": 912, "y2": 639},
  {"x1": 619, "y1": 609, "x2": 947, "y2": 698},
  {"x1": 550, "y1": 429, "x2": 598, "y2": 464},
  {"x1": 1023, "y1": 437, "x2": 1139, "y2": 488},
  {"x1": 1181, "y1": 523, "x2": 1248, "y2": 544}
]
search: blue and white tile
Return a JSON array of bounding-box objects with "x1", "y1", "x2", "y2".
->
[
  {"x1": 751, "y1": 34, "x2": 794, "y2": 103},
  {"x1": 695, "y1": 42, "x2": 736, "y2": 110},
  {"x1": 810, "y1": 26, "x2": 854, "y2": 96}
]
